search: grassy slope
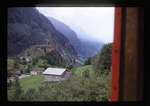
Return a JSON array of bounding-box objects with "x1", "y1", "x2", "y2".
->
[
  {"x1": 71, "y1": 65, "x2": 94, "y2": 77},
  {"x1": 8, "y1": 65, "x2": 111, "y2": 101},
  {"x1": 18, "y1": 65, "x2": 94, "y2": 92},
  {"x1": 19, "y1": 75, "x2": 45, "y2": 92}
]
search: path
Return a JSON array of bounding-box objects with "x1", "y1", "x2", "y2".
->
[{"x1": 18, "y1": 74, "x2": 31, "y2": 79}]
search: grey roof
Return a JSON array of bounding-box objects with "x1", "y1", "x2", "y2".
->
[{"x1": 43, "y1": 67, "x2": 66, "y2": 75}]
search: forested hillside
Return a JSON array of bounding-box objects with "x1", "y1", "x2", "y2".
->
[{"x1": 8, "y1": 7, "x2": 77, "y2": 63}]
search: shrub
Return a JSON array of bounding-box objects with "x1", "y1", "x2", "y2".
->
[
  {"x1": 7, "y1": 58, "x2": 15, "y2": 77},
  {"x1": 23, "y1": 88, "x2": 36, "y2": 101},
  {"x1": 8, "y1": 73, "x2": 110, "y2": 101},
  {"x1": 82, "y1": 69, "x2": 90, "y2": 78},
  {"x1": 8, "y1": 77, "x2": 24, "y2": 101},
  {"x1": 66, "y1": 63, "x2": 73, "y2": 71}
]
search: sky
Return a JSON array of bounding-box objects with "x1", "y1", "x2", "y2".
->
[{"x1": 36, "y1": 7, "x2": 114, "y2": 43}]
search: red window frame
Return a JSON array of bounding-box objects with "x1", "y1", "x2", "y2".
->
[{"x1": 111, "y1": 7, "x2": 122, "y2": 101}]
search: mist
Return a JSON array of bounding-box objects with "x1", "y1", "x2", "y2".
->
[{"x1": 36, "y1": 7, "x2": 114, "y2": 43}]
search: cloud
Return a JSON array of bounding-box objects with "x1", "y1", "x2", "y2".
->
[{"x1": 36, "y1": 7, "x2": 114, "y2": 43}]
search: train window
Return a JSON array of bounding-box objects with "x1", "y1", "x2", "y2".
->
[
  {"x1": 7, "y1": 7, "x2": 115, "y2": 101},
  {"x1": 6, "y1": 1, "x2": 143, "y2": 101}
]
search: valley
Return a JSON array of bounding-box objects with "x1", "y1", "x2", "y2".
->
[{"x1": 7, "y1": 7, "x2": 112, "y2": 101}]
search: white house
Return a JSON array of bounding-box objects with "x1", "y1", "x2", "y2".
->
[{"x1": 42, "y1": 67, "x2": 67, "y2": 82}]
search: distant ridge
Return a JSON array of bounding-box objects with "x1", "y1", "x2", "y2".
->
[{"x1": 48, "y1": 16, "x2": 104, "y2": 58}]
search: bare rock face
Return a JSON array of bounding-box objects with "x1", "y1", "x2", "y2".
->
[
  {"x1": 31, "y1": 45, "x2": 55, "y2": 55},
  {"x1": 18, "y1": 44, "x2": 56, "y2": 61}
]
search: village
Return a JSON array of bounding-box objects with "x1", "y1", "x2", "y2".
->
[{"x1": 7, "y1": 67, "x2": 74, "y2": 83}]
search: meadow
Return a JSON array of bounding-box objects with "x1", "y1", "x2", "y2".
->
[
  {"x1": 19, "y1": 75, "x2": 45, "y2": 92},
  {"x1": 71, "y1": 65, "x2": 94, "y2": 77}
]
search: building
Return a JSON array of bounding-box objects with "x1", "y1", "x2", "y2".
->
[
  {"x1": 12, "y1": 71, "x2": 21, "y2": 77},
  {"x1": 30, "y1": 68, "x2": 45, "y2": 75},
  {"x1": 43, "y1": 67, "x2": 72, "y2": 82}
]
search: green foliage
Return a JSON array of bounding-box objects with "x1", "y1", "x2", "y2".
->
[
  {"x1": 8, "y1": 76, "x2": 110, "y2": 101},
  {"x1": 82, "y1": 69, "x2": 89, "y2": 78},
  {"x1": 8, "y1": 77, "x2": 24, "y2": 101},
  {"x1": 8, "y1": 72, "x2": 110, "y2": 101},
  {"x1": 26, "y1": 64, "x2": 32, "y2": 73},
  {"x1": 9, "y1": 51, "x2": 66, "y2": 75},
  {"x1": 72, "y1": 65, "x2": 94, "y2": 77},
  {"x1": 66, "y1": 63, "x2": 73, "y2": 71},
  {"x1": 23, "y1": 88, "x2": 36, "y2": 101},
  {"x1": 19, "y1": 75, "x2": 45, "y2": 92},
  {"x1": 13, "y1": 78, "x2": 24, "y2": 99},
  {"x1": 41, "y1": 50, "x2": 65, "y2": 67},
  {"x1": 7, "y1": 58, "x2": 15, "y2": 77},
  {"x1": 84, "y1": 57, "x2": 91, "y2": 65},
  {"x1": 92, "y1": 43, "x2": 112, "y2": 76},
  {"x1": 7, "y1": 57, "x2": 26, "y2": 76},
  {"x1": 32, "y1": 57, "x2": 45, "y2": 67}
]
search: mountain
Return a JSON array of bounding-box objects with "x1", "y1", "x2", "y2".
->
[
  {"x1": 7, "y1": 7, "x2": 79, "y2": 66},
  {"x1": 80, "y1": 39, "x2": 103, "y2": 57},
  {"x1": 47, "y1": 17, "x2": 84, "y2": 57},
  {"x1": 47, "y1": 17, "x2": 104, "y2": 58}
]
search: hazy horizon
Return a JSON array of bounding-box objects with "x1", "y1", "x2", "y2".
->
[{"x1": 36, "y1": 7, "x2": 114, "y2": 43}]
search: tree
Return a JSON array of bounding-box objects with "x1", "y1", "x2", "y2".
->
[
  {"x1": 23, "y1": 88, "x2": 36, "y2": 101},
  {"x1": 9, "y1": 77, "x2": 24, "y2": 101},
  {"x1": 8, "y1": 75, "x2": 110, "y2": 101},
  {"x1": 92, "y1": 43, "x2": 112, "y2": 76},
  {"x1": 26, "y1": 64, "x2": 32, "y2": 73},
  {"x1": 82, "y1": 69, "x2": 90, "y2": 78},
  {"x1": 84, "y1": 57, "x2": 91, "y2": 65},
  {"x1": 66, "y1": 63, "x2": 73, "y2": 71},
  {"x1": 42, "y1": 50, "x2": 65, "y2": 67},
  {"x1": 7, "y1": 58, "x2": 15, "y2": 77}
]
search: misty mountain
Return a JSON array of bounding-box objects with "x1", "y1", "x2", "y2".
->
[
  {"x1": 81, "y1": 39, "x2": 103, "y2": 56},
  {"x1": 47, "y1": 17, "x2": 104, "y2": 58},
  {"x1": 7, "y1": 7, "x2": 79, "y2": 66}
]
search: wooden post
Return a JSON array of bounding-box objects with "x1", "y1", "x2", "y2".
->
[
  {"x1": 120, "y1": 7, "x2": 144, "y2": 101},
  {"x1": 111, "y1": 7, "x2": 144, "y2": 101}
]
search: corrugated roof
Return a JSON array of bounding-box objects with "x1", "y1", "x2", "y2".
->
[{"x1": 42, "y1": 67, "x2": 66, "y2": 75}]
